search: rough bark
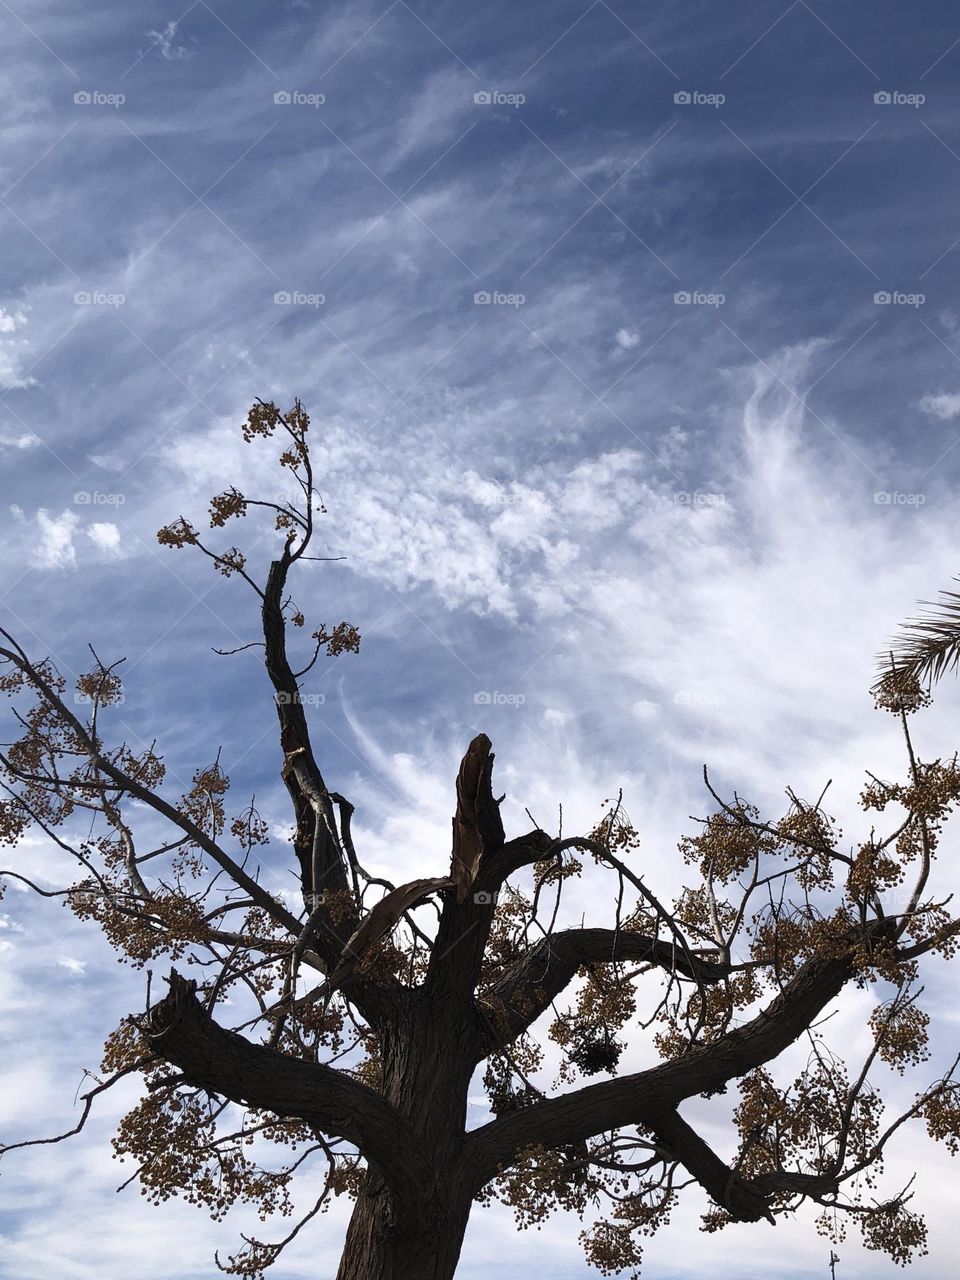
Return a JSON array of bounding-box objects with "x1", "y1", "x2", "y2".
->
[
  {"x1": 336, "y1": 989, "x2": 483, "y2": 1280},
  {"x1": 336, "y1": 1171, "x2": 472, "y2": 1280}
]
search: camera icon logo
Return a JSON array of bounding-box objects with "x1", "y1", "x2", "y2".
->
[
  {"x1": 274, "y1": 90, "x2": 292, "y2": 104},
  {"x1": 74, "y1": 90, "x2": 91, "y2": 105},
  {"x1": 474, "y1": 690, "x2": 492, "y2": 703},
  {"x1": 674, "y1": 290, "x2": 691, "y2": 304},
  {"x1": 873, "y1": 291, "x2": 891, "y2": 304},
  {"x1": 73, "y1": 491, "x2": 91, "y2": 504},
  {"x1": 474, "y1": 91, "x2": 492, "y2": 105},
  {"x1": 274, "y1": 291, "x2": 292, "y2": 304},
  {"x1": 874, "y1": 91, "x2": 891, "y2": 105},
  {"x1": 473, "y1": 291, "x2": 491, "y2": 305},
  {"x1": 473, "y1": 890, "x2": 498, "y2": 905},
  {"x1": 674, "y1": 91, "x2": 691, "y2": 104}
]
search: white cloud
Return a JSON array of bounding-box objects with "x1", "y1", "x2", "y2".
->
[
  {"x1": 0, "y1": 306, "x2": 26, "y2": 333},
  {"x1": 614, "y1": 327, "x2": 639, "y2": 349},
  {"x1": 392, "y1": 65, "x2": 476, "y2": 162},
  {"x1": 918, "y1": 391, "x2": 960, "y2": 420},
  {"x1": 88, "y1": 453, "x2": 125, "y2": 472},
  {"x1": 0, "y1": 359, "x2": 34, "y2": 390},
  {"x1": 0, "y1": 306, "x2": 34, "y2": 389},
  {"x1": 146, "y1": 21, "x2": 191, "y2": 61},
  {"x1": 86, "y1": 522, "x2": 121, "y2": 555},
  {"x1": 0, "y1": 359, "x2": 33, "y2": 390},
  {"x1": 34, "y1": 509, "x2": 78, "y2": 569},
  {"x1": 0, "y1": 430, "x2": 41, "y2": 449},
  {"x1": 56, "y1": 957, "x2": 87, "y2": 975},
  {"x1": 0, "y1": 307, "x2": 33, "y2": 386}
]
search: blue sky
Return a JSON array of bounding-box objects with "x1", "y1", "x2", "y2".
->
[{"x1": 4, "y1": 2, "x2": 960, "y2": 1277}]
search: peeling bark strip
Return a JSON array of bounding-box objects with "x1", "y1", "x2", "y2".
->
[
  {"x1": 144, "y1": 972, "x2": 431, "y2": 1204},
  {"x1": 325, "y1": 876, "x2": 455, "y2": 994},
  {"x1": 451, "y1": 734, "x2": 503, "y2": 903},
  {"x1": 263, "y1": 555, "x2": 349, "y2": 911}
]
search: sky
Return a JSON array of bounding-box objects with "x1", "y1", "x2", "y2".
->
[{"x1": 3, "y1": 1, "x2": 960, "y2": 1277}]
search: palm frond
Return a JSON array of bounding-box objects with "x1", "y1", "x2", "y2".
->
[{"x1": 879, "y1": 577, "x2": 960, "y2": 686}]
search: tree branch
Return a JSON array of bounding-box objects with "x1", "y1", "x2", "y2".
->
[
  {"x1": 0, "y1": 632, "x2": 300, "y2": 938},
  {"x1": 480, "y1": 927, "x2": 731, "y2": 1055},
  {"x1": 645, "y1": 1109, "x2": 776, "y2": 1224},
  {"x1": 423, "y1": 737, "x2": 507, "y2": 1002},
  {"x1": 144, "y1": 971, "x2": 430, "y2": 1205},
  {"x1": 464, "y1": 928, "x2": 872, "y2": 1190}
]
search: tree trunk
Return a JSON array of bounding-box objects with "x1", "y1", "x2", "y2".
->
[
  {"x1": 336, "y1": 1170, "x2": 471, "y2": 1280},
  {"x1": 335, "y1": 996, "x2": 480, "y2": 1280}
]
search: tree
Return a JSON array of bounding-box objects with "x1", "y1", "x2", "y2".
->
[
  {"x1": 882, "y1": 578, "x2": 960, "y2": 687},
  {"x1": 3, "y1": 400, "x2": 960, "y2": 1280}
]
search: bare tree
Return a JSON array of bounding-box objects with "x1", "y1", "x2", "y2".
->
[{"x1": 3, "y1": 399, "x2": 960, "y2": 1280}]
